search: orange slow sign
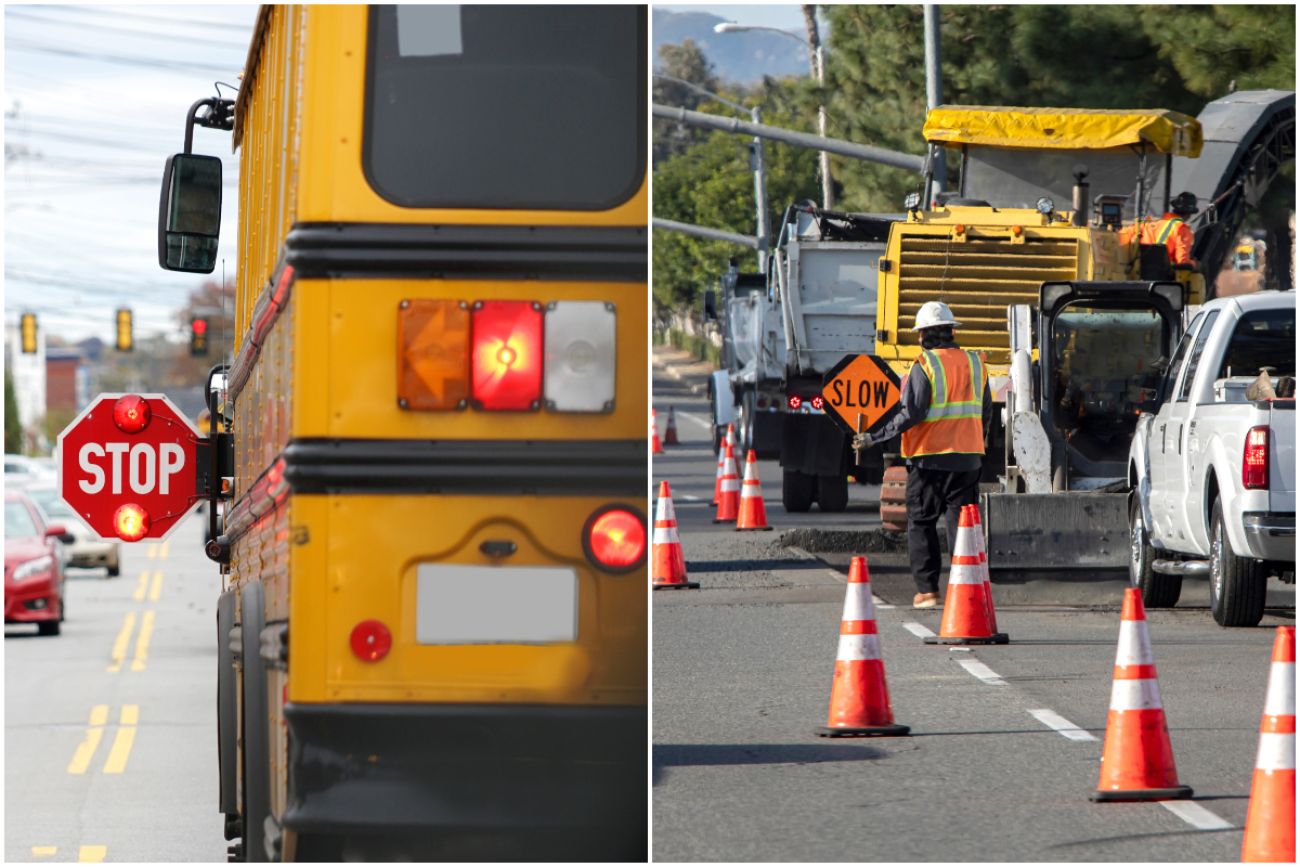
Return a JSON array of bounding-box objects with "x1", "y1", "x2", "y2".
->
[{"x1": 821, "y1": 354, "x2": 903, "y2": 435}]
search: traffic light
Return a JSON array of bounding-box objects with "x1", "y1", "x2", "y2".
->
[
  {"x1": 190, "y1": 316, "x2": 209, "y2": 356},
  {"x1": 115, "y1": 308, "x2": 133, "y2": 352},
  {"x1": 20, "y1": 312, "x2": 38, "y2": 354}
]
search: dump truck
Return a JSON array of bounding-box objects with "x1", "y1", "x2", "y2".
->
[
  {"x1": 703, "y1": 260, "x2": 786, "y2": 458},
  {"x1": 771, "y1": 204, "x2": 894, "y2": 511}
]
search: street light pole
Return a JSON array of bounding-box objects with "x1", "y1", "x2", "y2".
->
[
  {"x1": 654, "y1": 73, "x2": 769, "y2": 271},
  {"x1": 714, "y1": 19, "x2": 834, "y2": 210}
]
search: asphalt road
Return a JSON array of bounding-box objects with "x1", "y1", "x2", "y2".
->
[
  {"x1": 5, "y1": 513, "x2": 225, "y2": 863},
  {"x1": 653, "y1": 356, "x2": 1295, "y2": 862}
]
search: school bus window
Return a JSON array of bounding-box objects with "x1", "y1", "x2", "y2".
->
[{"x1": 363, "y1": 5, "x2": 646, "y2": 210}]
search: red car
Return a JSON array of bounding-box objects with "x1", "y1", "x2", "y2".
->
[{"x1": 5, "y1": 491, "x2": 72, "y2": 636}]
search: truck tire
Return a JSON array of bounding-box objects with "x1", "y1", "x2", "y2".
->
[
  {"x1": 1129, "y1": 496, "x2": 1180, "y2": 607},
  {"x1": 738, "y1": 389, "x2": 756, "y2": 456},
  {"x1": 1209, "y1": 499, "x2": 1267, "y2": 627},
  {"x1": 816, "y1": 474, "x2": 849, "y2": 512},
  {"x1": 782, "y1": 469, "x2": 814, "y2": 513}
]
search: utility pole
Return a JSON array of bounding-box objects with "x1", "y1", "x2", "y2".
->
[
  {"x1": 802, "y1": 5, "x2": 834, "y2": 210},
  {"x1": 923, "y1": 5, "x2": 946, "y2": 194}
]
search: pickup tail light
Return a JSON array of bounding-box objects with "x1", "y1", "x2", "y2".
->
[
  {"x1": 399, "y1": 299, "x2": 616, "y2": 413},
  {"x1": 1243, "y1": 426, "x2": 1269, "y2": 490},
  {"x1": 584, "y1": 505, "x2": 646, "y2": 573}
]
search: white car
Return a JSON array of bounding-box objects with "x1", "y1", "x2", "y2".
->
[{"x1": 22, "y1": 483, "x2": 122, "y2": 577}]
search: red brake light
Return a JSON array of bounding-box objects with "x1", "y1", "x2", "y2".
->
[
  {"x1": 810, "y1": 395, "x2": 825, "y2": 410},
  {"x1": 1243, "y1": 426, "x2": 1269, "y2": 490},
  {"x1": 350, "y1": 620, "x2": 392, "y2": 662},
  {"x1": 584, "y1": 506, "x2": 646, "y2": 573},
  {"x1": 113, "y1": 503, "x2": 150, "y2": 542},
  {"x1": 471, "y1": 301, "x2": 543, "y2": 411},
  {"x1": 788, "y1": 395, "x2": 803, "y2": 410},
  {"x1": 113, "y1": 395, "x2": 151, "y2": 433}
]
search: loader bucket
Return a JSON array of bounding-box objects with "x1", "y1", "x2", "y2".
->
[{"x1": 981, "y1": 492, "x2": 1130, "y2": 579}]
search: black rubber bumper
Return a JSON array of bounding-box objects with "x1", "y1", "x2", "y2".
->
[{"x1": 282, "y1": 702, "x2": 646, "y2": 842}]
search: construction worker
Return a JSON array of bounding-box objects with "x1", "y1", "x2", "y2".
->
[
  {"x1": 853, "y1": 301, "x2": 992, "y2": 608},
  {"x1": 1119, "y1": 191, "x2": 1199, "y2": 269}
]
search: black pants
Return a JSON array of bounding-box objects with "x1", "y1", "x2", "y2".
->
[{"x1": 906, "y1": 466, "x2": 981, "y2": 595}]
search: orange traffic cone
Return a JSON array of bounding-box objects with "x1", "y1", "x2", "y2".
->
[
  {"x1": 651, "y1": 409, "x2": 663, "y2": 455},
  {"x1": 816, "y1": 556, "x2": 910, "y2": 738},
  {"x1": 652, "y1": 482, "x2": 698, "y2": 590},
  {"x1": 664, "y1": 406, "x2": 680, "y2": 445},
  {"x1": 735, "y1": 450, "x2": 772, "y2": 531},
  {"x1": 1090, "y1": 588, "x2": 1192, "y2": 801},
  {"x1": 713, "y1": 442, "x2": 740, "y2": 523},
  {"x1": 964, "y1": 503, "x2": 1007, "y2": 641},
  {"x1": 711, "y1": 424, "x2": 734, "y2": 506},
  {"x1": 1242, "y1": 625, "x2": 1295, "y2": 862},
  {"x1": 925, "y1": 507, "x2": 1005, "y2": 645}
]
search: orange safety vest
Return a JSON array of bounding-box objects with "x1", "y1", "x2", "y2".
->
[
  {"x1": 900, "y1": 347, "x2": 987, "y2": 459},
  {"x1": 1120, "y1": 214, "x2": 1194, "y2": 265}
]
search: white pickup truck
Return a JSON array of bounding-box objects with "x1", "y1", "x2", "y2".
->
[{"x1": 1129, "y1": 290, "x2": 1295, "y2": 626}]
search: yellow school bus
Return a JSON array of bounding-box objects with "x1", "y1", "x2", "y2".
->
[{"x1": 158, "y1": 5, "x2": 647, "y2": 861}]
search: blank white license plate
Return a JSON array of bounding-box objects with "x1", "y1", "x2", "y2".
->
[{"x1": 416, "y1": 565, "x2": 577, "y2": 644}]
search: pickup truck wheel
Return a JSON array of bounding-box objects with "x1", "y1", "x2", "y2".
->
[
  {"x1": 1209, "y1": 499, "x2": 1266, "y2": 627},
  {"x1": 816, "y1": 474, "x2": 849, "y2": 512},
  {"x1": 1129, "y1": 496, "x2": 1181, "y2": 606},
  {"x1": 782, "y1": 469, "x2": 814, "y2": 513}
]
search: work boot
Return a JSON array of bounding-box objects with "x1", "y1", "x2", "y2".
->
[{"x1": 912, "y1": 592, "x2": 939, "y2": 609}]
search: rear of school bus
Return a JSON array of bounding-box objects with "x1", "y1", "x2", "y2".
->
[{"x1": 225, "y1": 6, "x2": 647, "y2": 861}]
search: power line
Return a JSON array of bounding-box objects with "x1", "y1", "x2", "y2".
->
[
  {"x1": 6, "y1": 7, "x2": 251, "y2": 52},
  {"x1": 7, "y1": 38, "x2": 239, "y2": 76}
]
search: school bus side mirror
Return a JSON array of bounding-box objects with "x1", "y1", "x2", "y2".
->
[
  {"x1": 158, "y1": 153, "x2": 222, "y2": 273},
  {"x1": 703, "y1": 289, "x2": 718, "y2": 321}
]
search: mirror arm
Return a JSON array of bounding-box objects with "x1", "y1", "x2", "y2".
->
[{"x1": 184, "y1": 98, "x2": 236, "y2": 155}]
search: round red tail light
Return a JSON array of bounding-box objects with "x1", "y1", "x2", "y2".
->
[
  {"x1": 788, "y1": 395, "x2": 803, "y2": 410},
  {"x1": 113, "y1": 503, "x2": 150, "y2": 542},
  {"x1": 810, "y1": 395, "x2": 825, "y2": 410},
  {"x1": 350, "y1": 620, "x2": 392, "y2": 662},
  {"x1": 584, "y1": 506, "x2": 646, "y2": 573},
  {"x1": 113, "y1": 395, "x2": 151, "y2": 433}
]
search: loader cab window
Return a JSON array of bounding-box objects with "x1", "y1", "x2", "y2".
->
[
  {"x1": 1050, "y1": 302, "x2": 1168, "y2": 464},
  {"x1": 961, "y1": 145, "x2": 1160, "y2": 218},
  {"x1": 1218, "y1": 307, "x2": 1296, "y2": 379}
]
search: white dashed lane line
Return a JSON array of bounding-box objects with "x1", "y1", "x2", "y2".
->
[
  {"x1": 1027, "y1": 708, "x2": 1098, "y2": 742},
  {"x1": 1158, "y1": 800, "x2": 1235, "y2": 831},
  {"x1": 956, "y1": 658, "x2": 1008, "y2": 686},
  {"x1": 901, "y1": 621, "x2": 935, "y2": 639}
]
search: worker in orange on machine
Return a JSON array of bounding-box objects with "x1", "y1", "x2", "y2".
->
[{"x1": 1119, "y1": 191, "x2": 1199, "y2": 269}]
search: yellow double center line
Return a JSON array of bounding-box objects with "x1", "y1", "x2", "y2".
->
[
  {"x1": 132, "y1": 570, "x2": 163, "y2": 602},
  {"x1": 107, "y1": 610, "x2": 155, "y2": 673},
  {"x1": 67, "y1": 705, "x2": 137, "y2": 775},
  {"x1": 31, "y1": 845, "x2": 106, "y2": 862}
]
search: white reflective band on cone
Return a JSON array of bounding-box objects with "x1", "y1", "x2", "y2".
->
[
  {"x1": 652, "y1": 527, "x2": 679, "y2": 545},
  {"x1": 952, "y1": 529, "x2": 979, "y2": 558},
  {"x1": 1109, "y1": 677, "x2": 1163, "y2": 711},
  {"x1": 544, "y1": 301, "x2": 615, "y2": 411},
  {"x1": 720, "y1": 478, "x2": 739, "y2": 492},
  {"x1": 1254, "y1": 732, "x2": 1297, "y2": 771},
  {"x1": 841, "y1": 586, "x2": 875, "y2": 623},
  {"x1": 1263, "y1": 662, "x2": 1296, "y2": 715},
  {"x1": 1114, "y1": 620, "x2": 1155, "y2": 667},
  {"x1": 837, "y1": 633, "x2": 881, "y2": 662},
  {"x1": 947, "y1": 562, "x2": 983, "y2": 585}
]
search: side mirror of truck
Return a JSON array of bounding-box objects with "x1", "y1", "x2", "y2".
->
[
  {"x1": 158, "y1": 153, "x2": 222, "y2": 273},
  {"x1": 703, "y1": 289, "x2": 718, "y2": 321}
]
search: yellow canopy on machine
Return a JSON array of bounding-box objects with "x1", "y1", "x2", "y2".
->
[{"x1": 923, "y1": 106, "x2": 1203, "y2": 157}]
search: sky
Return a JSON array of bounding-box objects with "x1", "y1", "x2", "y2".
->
[
  {"x1": 4, "y1": 3, "x2": 260, "y2": 346},
  {"x1": 657, "y1": 4, "x2": 809, "y2": 32}
]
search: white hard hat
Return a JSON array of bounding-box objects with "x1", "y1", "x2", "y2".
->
[{"x1": 913, "y1": 300, "x2": 961, "y2": 331}]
